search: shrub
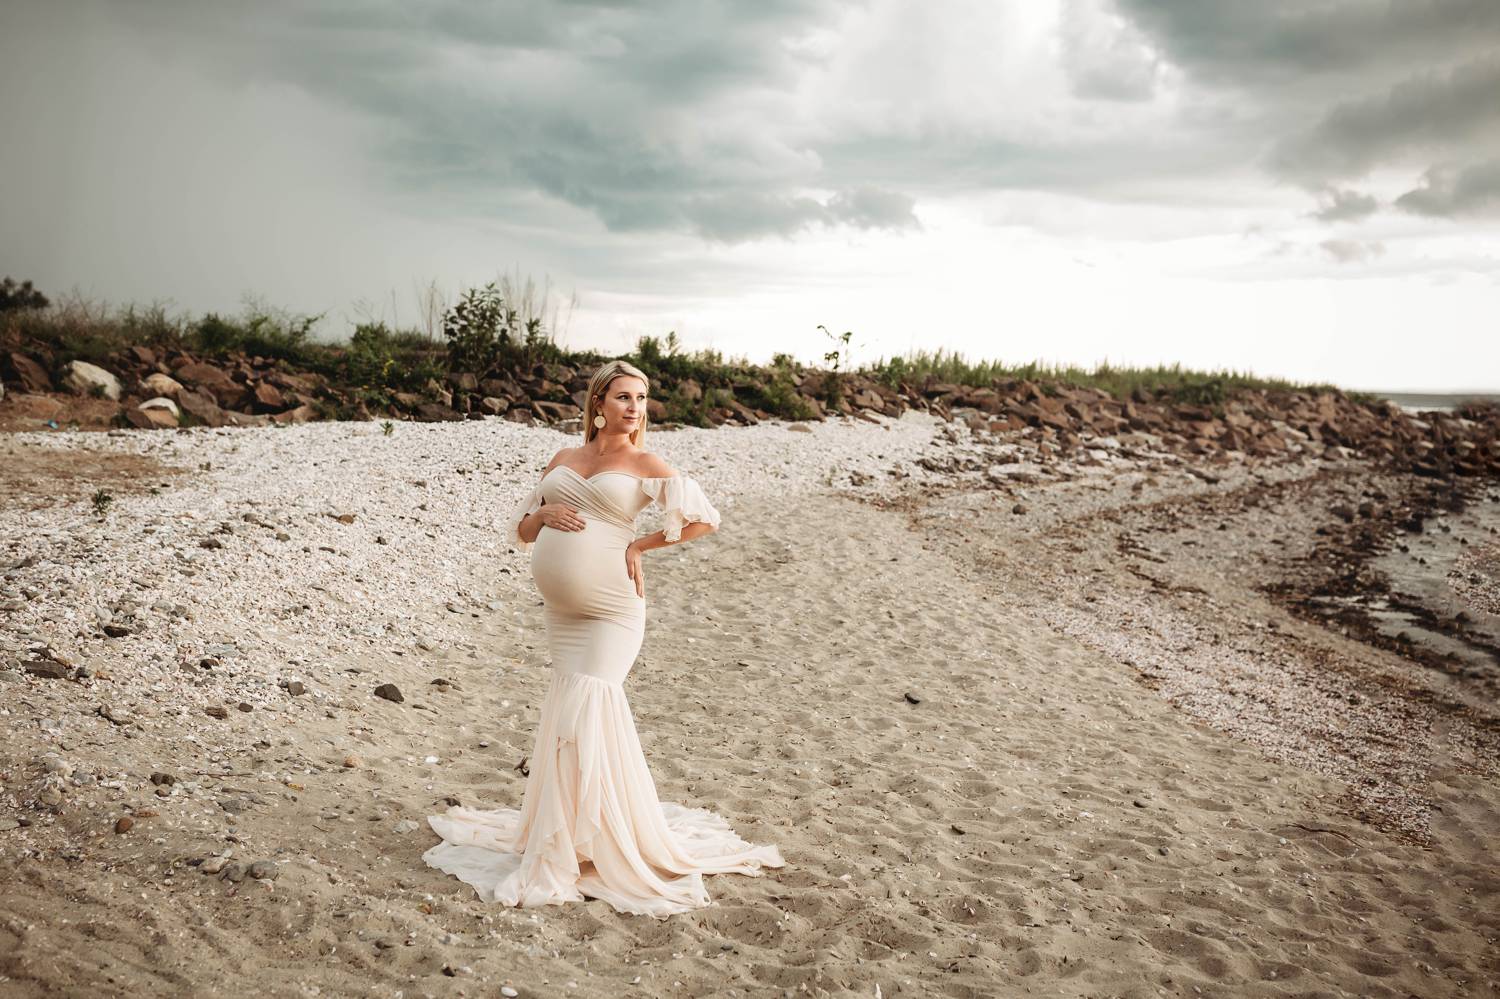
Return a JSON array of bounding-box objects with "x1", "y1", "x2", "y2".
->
[
  {"x1": 441, "y1": 279, "x2": 565, "y2": 373},
  {"x1": 0, "y1": 277, "x2": 49, "y2": 312},
  {"x1": 192, "y1": 305, "x2": 322, "y2": 366}
]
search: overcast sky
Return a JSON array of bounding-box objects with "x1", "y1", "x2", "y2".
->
[{"x1": 3, "y1": 1, "x2": 1497, "y2": 391}]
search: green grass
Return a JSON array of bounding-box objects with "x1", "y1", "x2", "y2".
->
[{"x1": 864, "y1": 348, "x2": 1357, "y2": 403}]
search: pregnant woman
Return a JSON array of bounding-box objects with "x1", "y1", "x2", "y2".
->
[{"x1": 423, "y1": 359, "x2": 785, "y2": 917}]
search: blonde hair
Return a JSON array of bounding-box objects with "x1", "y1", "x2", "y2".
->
[{"x1": 584, "y1": 359, "x2": 651, "y2": 447}]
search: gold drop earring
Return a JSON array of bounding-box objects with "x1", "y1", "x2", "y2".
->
[{"x1": 593, "y1": 413, "x2": 607, "y2": 429}]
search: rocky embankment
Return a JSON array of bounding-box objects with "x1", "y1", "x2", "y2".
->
[{"x1": 3, "y1": 339, "x2": 1499, "y2": 483}]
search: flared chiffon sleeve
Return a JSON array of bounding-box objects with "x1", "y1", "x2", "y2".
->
[
  {"x1": 506, "y1": 482, "x2": 545, "y2": 553},
  {"x1": 639, "y1": 475, "x2": 721, "y2": 542}
]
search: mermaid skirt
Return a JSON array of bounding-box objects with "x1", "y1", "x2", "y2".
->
[{"x1": 422, "y1": 518, "x2": 784, "y2": 917}]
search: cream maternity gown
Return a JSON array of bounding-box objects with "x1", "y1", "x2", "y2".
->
[{"x1": 422, "y1": 465, "x2": 785, "y2": 917}]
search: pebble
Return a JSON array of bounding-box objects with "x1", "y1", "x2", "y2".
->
[{"x1": 247, "y1": 860, "x2": 279, "y2": 880}]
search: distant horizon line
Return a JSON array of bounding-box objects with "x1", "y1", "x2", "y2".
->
[{"x1": 1355, "y1": 388, "x2": 1500, "y2": 397}]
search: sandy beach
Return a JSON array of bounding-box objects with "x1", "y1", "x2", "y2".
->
[{"x1": 1, "y1": 412, "x2": 1497, "y2": 998}]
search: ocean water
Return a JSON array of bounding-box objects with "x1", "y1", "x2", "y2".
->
[
  {"x1": 1367, "y1": 493, "x2": 1500, "y2": 710},
  {"x1": 1372, "y1": 392, "x2": 1500, "y2": 414}
]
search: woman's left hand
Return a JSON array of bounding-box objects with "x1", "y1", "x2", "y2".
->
[{"x1": 625, "y1": 540, "x2": 645, "y2": 598}]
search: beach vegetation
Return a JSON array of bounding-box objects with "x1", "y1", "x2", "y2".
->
[
  {"x1": 2, "y1": 278, "x2": 1376, "y2": 427},
  {"x1": 866, "y1": 349, "x2": 1353, "y2": 403}
]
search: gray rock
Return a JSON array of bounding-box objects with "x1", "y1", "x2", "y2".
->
[{"x1": 247, "y1": 860, "x2": 279, "y2": 881}]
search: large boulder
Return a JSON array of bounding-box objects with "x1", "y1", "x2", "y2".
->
[
  {"x1": 269, "y1": 404, "x2": 315, "y2": 425},
  {"x1": 7, "y1": 352, "x2": 53, "y2": 393},
  {"x1": 135, "y1": 397, "x2": 180, "y2": 429},
  {"x1": 266, "y1": 370, "x2": 317, "y2": 394},
  {"x1": 138, "y1": 396, "x2": 180, "y2": 418},
  {"x1": 139, "y1": 372, "x2": 185, "y2": 398},
  {"x1": 174, "y1": 361, "x2": 239, "y2": 400},
  {"x1": 415, "y1": 403, "x2": 464, "y2": 423},
  {"x1": 61, "y1": 360, "x2": 123, "y2": 400},
  {"x1": 531, "y1": 400, "x2": 580, "y2": 422},
  {"x1": 177, "y1": 389, "x2": 232, "y2": 427},
  {"x1": 252, "y1": 382, "x2": 286, "y2": 411}
]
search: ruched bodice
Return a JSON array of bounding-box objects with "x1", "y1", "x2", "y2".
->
[
  {"x1": 422, "y1": 460, "x2": 783, "y2": 917},
  {"x1": 529, "y1": 469, "x2": 655, "y2": 638},
  {"x1": 540, "y1": 467, "x2": 658, "y2": 529}
]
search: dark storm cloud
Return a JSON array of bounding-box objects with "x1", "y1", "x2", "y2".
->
[
  {"x1": 1270, "y1": 53, "x2": 1500, "y2": 183},
  {"x1": 1115, "y1": 0, "x2": 1500, "y2": 82},
  {"x1": 74, "y1": 0, "x2": 1323, "y2": 246},
  {"x1": 17, "y1": 0, "x2": 1500, "y2": 245},
  {"x1": 1116, "y1": 1, "x2": 1500, "y2": 224},
  {"x1": 95, "y1": 0, "x2": 894, "y2": 243},
  {"x1": 1396, "y1": 159, "x2": 1500, "y2": 218}
]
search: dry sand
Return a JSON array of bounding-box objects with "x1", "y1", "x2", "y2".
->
[{"x1": 1, "y1": 414, "x2": 1497, "y2": 998}]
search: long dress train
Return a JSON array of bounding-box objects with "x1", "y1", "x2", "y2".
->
[{"x1": 421, "y1": 466, "x2": 785, "y2": 917}]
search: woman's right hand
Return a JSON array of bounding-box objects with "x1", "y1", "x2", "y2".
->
[{"x1": 537, "y1": 503, "x2": 587, "y2": 532}]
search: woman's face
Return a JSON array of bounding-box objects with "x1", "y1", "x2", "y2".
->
[{"x1": 598, "y1": 375, "x2": 648, "y2": 433}]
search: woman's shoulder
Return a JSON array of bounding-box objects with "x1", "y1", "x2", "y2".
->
[
  {"x1": 543, "y1": 446, "x2": 579, "y2": 473},
  {"x1": 631, "y1": 452, "x2": 677, "y2": 479}
]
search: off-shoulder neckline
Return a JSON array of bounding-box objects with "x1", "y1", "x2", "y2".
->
[{"x1": 544, "y1": 465, "x2": 680, "y2": 484}]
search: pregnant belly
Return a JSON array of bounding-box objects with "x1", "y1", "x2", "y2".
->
[{"x1": 531, "y1": 521, "x2": 641, "y2": 617}]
